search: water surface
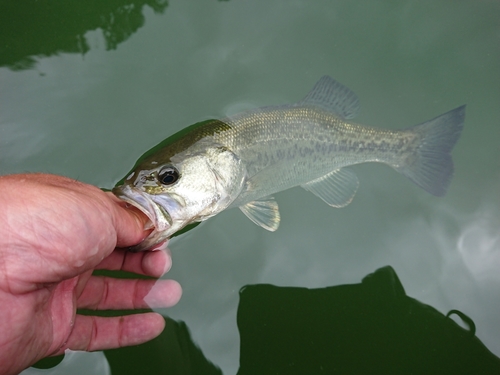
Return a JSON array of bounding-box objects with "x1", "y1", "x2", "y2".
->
[{"x1": 2, "y1": 1, "x2": 499, "y2": 373}]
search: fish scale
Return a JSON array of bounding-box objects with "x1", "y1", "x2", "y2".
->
[{"x1": 217, "y1": 106, "x2": 416, "y2": 202}]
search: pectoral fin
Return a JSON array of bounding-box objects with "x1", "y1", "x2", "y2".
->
[
  {"x1": 240, "y1": 197, "x2": 280, "y2": 231},
  {"x1": 301, "y1": 168, "x2": 359, "y2": 207}
]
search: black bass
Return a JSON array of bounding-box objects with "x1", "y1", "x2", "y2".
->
[{"x1": 113, "y1": 76, "x2": 465, "y2": 251}]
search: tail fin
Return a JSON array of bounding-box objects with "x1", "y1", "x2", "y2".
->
[{"x1": 398, "y1": 105, "x2": 465, "y2": 196}]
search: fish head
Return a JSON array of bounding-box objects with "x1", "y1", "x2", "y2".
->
[{"x1": 113, "y1": 140, "x2": 245, "y2": 251}]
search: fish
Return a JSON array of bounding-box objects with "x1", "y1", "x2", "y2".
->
[{"x1": 113, "y1": 76, "x2": 465, "y2": 251}]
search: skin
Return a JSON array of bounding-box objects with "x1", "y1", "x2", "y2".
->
[{"x1": 0, "y1": 173, "x2": 182, "y2": 375}]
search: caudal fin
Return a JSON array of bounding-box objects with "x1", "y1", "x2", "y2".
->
[{"x1": 398, "y1": 105, "x2": 465, "y2": 196}]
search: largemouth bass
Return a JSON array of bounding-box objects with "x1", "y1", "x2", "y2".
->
[{"x1": 113, "y1": 76, "x2": 465, "y2": 251}]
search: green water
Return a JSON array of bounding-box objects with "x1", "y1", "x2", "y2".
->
[{"x1": 2, "y1": 1, "x2": 499, "y2": 374}]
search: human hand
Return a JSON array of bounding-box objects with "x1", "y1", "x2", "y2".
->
[{"x1": 0, "y1": 174, "x2": 182, "y2": 375}]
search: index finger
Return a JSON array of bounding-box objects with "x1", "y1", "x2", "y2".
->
[
  {"x1": 52, "y1": 313, "x2": 166, "y2": 355},
  {"x1": 96, "y1": 248, "x2": 172, "y2": 278}
]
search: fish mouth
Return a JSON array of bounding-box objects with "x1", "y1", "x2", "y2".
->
[{"x1": 112, "y1": 185, "x2": 172, "y2": 250}]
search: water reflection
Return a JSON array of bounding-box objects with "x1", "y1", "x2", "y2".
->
[
  {"x1": 105, "y1": 318, "x2": 222, "y2": 375},
  {"x1": 236, "y1": 266, "x2": 500, "y2": 374},
  {"x1": 21, "y1": 351, "x2": 110, "y2": 375},
  {"x1": 456, "y1": 207, "x2": 500, "y2": 284},
  {"x1": 0, "y1": 0, "x2": 168, "y2": 70}
]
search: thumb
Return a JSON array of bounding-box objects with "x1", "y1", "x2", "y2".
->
[{"x1": 106, "y1": 193, "x2": 151, "y2": 248}]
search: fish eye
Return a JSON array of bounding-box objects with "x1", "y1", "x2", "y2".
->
[{"x1": 158, "y1": 166, "x2": 180, "y2": 185}]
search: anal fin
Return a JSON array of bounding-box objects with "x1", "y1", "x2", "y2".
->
[
  {"x1": 301, "y1": 168, "x2": 359, "y2": 207},
  {"x1": 240, "y1": 197, "x2": 280, "y2": 231}
]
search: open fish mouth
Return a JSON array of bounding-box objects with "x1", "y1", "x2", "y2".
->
[{"x1": 112, "y1": 185, "x2": 172, "y2": 250}]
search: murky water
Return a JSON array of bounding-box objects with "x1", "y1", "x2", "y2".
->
[{"x1": 2, "y1": 1, "x2": 499, "y2": 374}]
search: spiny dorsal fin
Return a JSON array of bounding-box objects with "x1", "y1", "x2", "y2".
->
[
  {"x1": 239, "y1": 197, "x2": 280, "y2": 231},
  {"x1": 297, "y1": 76, "x2": 360, "y2": 120},
  {"x1": 301, "y1": 167, "x2": 359, "y2": 207}
]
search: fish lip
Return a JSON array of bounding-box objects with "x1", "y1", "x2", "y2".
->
[{"x1": 112, "y1": 185, "x2": 172, "y2": 232}]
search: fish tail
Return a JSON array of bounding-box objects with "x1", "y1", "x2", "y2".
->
[{"x1": 397, "y1": 105, "x2": 465, "y2": 196}]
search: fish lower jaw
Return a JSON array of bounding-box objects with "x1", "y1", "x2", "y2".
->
[
  {"x1": 128, "y1": 221, "x2": 184, "y2": 252},
  {"x1": 127, "y1": 233, "x2": 169, "y2": 252}
]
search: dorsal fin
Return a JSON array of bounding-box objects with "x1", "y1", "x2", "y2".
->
[{"x1": 297, "y1": 76, "x2": 360, "y2": 120}]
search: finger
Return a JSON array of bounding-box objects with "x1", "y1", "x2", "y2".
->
[
  {"x1": 77, "y1": 276, "x2": 182, "y2": 310},
  {"x1": 53, "y1": 312, "x2": 165, "y2": 354},
  {"x1": 106, "y1": 193, "x2": 151, "y2": 248},
  {"x1": 96, "y1": 248, "x2": 172, "y2": 278}
]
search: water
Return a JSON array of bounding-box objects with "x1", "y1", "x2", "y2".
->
[{"x1": 2, "y1": 0, "x2": 499, "y2": 373}]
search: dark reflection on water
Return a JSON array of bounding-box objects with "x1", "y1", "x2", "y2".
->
[
  {"x1": 0, "y1": 0, "x2": 168, "y2": 71},
  {"x1": 105, "y1": 318, "x2": 222, "y2": 375},
  {"x1": 237, "y1": 266, "x2": 500, "y2": 374}
]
